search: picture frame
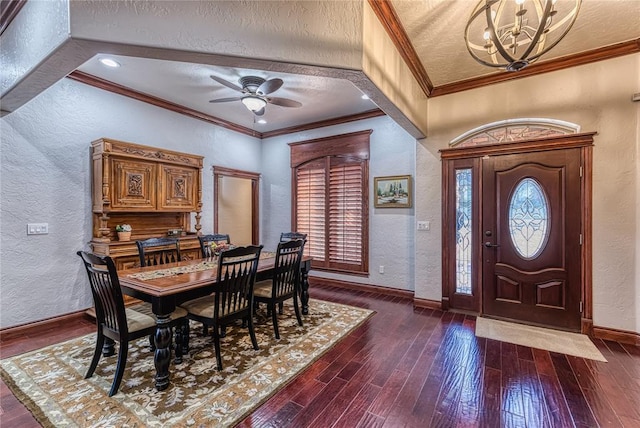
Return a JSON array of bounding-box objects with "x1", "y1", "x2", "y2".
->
[{"x1": 374, "y1": 175, "x2": 412, "y2": 208}]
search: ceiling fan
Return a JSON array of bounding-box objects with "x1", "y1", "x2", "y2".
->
[{"x1": 209, "y1": 75, "x2": 302, "y2": 116}]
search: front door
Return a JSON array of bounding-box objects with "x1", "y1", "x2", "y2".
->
[{"x1": 482, "y1": 149, "x2": 582, "y2": 330}]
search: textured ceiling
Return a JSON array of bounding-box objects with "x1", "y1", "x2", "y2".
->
[
  {"x1": 76, "y1": 54, "x2": 376, "y2": 133},
  {"x1": 4, "y1": 0, "x2": 640, "y2": 134},
  {"x1": 391, "y1": 0, "x2": 640, "y2": 86}
]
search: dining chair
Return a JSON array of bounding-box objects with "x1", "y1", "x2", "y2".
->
[
  {"x1": 136, "y1": 237, "x2": 181, "y2": 267},
  {"x1": 253, "y1": 239, "x2": 305, "y2": 339},
  {"x1": 279, "y1": 232, "x2": 307, "y2": 243},
  {"x1": 179, "y1": 245, "x2": 263, "y2": 370},
  {"x1": 77, "y1": 251, "x2": 188, "y2": 396},
  {"x1": 198, "y1": 233, "x2": 231, "y2": 258}
]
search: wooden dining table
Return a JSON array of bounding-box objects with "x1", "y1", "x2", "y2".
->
[{"x1": 118, "y1": 253, "x2": 312, "y2": 391}]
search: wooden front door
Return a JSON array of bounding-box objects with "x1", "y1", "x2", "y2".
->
[{"x1": 482, "y1": 148, "x2": 582, "y2": 330}]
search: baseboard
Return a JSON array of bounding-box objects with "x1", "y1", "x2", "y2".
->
[
  {"x1": 309, "y1": 276, "x2": 414, "y2": 299},
  {"x1": 592, "y1": 325, "x2": 640, "y2": 346},
  {"x1": 308, "y1": 276, "x2": 443, "y2": 311},
  {"x1": 413, "y1": 297, "x2": 442, "y2": 310},
  {"x1": 581, "y1": 318, "x2": 593, "y2": 336},
  {"x1": 0, "y1": 309, "x2": 93, "y2": 341}
]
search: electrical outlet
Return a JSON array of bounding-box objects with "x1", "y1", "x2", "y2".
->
[
  {"x1": 27, "y1": 223, "x2": 49, "y2": 235},
  {"x1": 379, "y1": 265, "x2": 384, "y2": 274},
  {"x1": 417, "y1": 221, "x2": 430, "y2": 231}
]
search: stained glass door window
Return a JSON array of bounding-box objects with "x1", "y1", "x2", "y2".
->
[{"x1": 508, "y1": 178, "x2": 550, "y2": 259}]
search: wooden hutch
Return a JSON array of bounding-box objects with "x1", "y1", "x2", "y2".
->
[{"x1": 90, "y1": 138, "x2": 204, "y2": 270}]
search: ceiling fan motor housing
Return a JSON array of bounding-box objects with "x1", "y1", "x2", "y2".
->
[{"x1": 240, "y1": 76, "x2": 266, "y2": 93}]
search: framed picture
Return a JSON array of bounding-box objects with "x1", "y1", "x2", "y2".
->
[{"x1": 374, "y1": 175, "x2": 412, "y2": 208}]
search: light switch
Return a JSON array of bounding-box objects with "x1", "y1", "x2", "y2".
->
[
  {"x1": 417, "y1": 221, "x2": 430, "y2": 231},
  {"x1": 27, "y1": 223, "x2": 49, "y2": 235}
]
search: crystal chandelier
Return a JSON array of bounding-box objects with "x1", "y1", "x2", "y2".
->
[{"x1": 465, "y1": 0, "x2": 582, "y2": 71}]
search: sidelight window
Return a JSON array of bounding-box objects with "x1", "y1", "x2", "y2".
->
[{"x1": 455, "y1": 168, "x2": 473, "y2": 294}]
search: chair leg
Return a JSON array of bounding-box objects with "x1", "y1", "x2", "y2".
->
[
  {"x1": 181, "y1": 319, "x2": 190, "y2": 355},
  {"x1": 86, "y1": 331, "x2": 105, "y2": 379},
  {"x1": 279, "y1": 301, "x2": 284, "y2": 315},
  {"x1": 174, "y1": 326, "x2": 183, "y2": 364},
  {"x1": 293, "y1": 294, "x2": 303, "y2": 327},
  {"x1": 202, "y1": 324, "x2": 208, "y2": 336},
  {"x1": 109, "y1": 341, "x2": 128, "y2": 397},
  {"x1": 213, "y1": 325, "x2": 223, "y2": 371},
  {"x1": 270, "y1": 302, "x2": 280, "y2": 340},
  {"x1": 102, "y1": 337, "x2": 115, "y2": 357},
  {"x1": 149, "y1": 334, "x2": 156, "y2": 351},
  {"x1": 248, "y1": 314, "x2": 260, "y2": 350}
]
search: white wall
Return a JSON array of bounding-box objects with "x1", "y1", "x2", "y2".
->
[
  {"x1": 0, "y1": 78, "x2": 261, "y2": 328},
  {"x1": 416, "y1": 54, "x2": 640, "y2": 333},
  {"x1": 261, "y1": 115, "x2": 416, "y2": 290}
]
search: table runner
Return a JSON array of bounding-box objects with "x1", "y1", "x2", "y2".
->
[{"x1": 126, "y1": 251, "x2": 276, "y2": 281}]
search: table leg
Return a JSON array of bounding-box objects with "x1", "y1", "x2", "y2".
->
[
  {"x1": 300, "y1": 263, "x2": 310, "y2": 315},
  {"x1": 154, "y1": 315, "x2": 172, "y2": 391}
]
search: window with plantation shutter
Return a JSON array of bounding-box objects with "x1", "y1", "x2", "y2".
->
[
  {"x1": 290, "y1": 130, "x2": 370, "y2": 275},
  {"x1": 295, "y1": 160, "x2": 326, "y2": 262}
]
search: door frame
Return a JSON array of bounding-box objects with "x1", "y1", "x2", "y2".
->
[
  {"x1": 440, "y1": 132, "x2": 595, "y2": 333},
  {"x1": 212, "y1": 166, "x2": 260, "y2": 245}
]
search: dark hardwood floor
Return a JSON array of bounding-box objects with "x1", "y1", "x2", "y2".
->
[{"x1": 2, "y1": 283, "x2": 640, "y2": 427}]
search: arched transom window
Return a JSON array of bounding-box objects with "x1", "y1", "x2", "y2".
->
[{"x1": 450, "y1": 118, "x2": 580, "y2": 148}]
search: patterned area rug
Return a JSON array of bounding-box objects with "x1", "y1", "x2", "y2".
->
[
  {"x1": 1, "y1": 299, "x2": 373, "y2": 427},
  {"x1": 475, "y1": 317, "x2": 607, "y2": 362}
]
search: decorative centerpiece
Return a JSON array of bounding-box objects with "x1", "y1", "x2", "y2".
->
[
  {"x1": 116, "y1": 224, "x2": 132, "y2": 241},
  {"x1": 211, "y1": 242, "x2": 231, "y2": 256}
]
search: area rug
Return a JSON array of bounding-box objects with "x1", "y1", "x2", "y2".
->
[
  {"x1": 475, "y1": 317, "x2": 607, "y2": 362},
  {"x1": 0, "y1": 299, "x2": 374, "y2": 427}
]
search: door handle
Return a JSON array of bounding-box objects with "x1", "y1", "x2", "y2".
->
[{"x1": 484, "y1": 241, "x2": 500, "y2": 248}]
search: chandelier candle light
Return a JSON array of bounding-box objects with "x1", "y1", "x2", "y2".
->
[{"x1": 465, "y1": 0, "x2": 581, "y2": 71}]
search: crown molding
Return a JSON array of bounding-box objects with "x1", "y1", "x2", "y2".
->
[
  {"x1": 68, "y1": 71, "x2": 260, "y2": 138},
  {"x1": 366, "y1": 2, "x2": 639, "y2": 99},
  {"x1": 0, "y1": 0, "x2": 26, "y2": 36},
  {"x1": 367, "y1": 0, "x2": 433, "y2": 97},
  {"x1": 67, "y1": 71, "x2": 385, "y2": 139},
  {"x1": 261, "y1": 109, "x2": 385, "y2": 139},
  {"x1": 430, "y1": 38, "x2": 640, "y2": 97}
]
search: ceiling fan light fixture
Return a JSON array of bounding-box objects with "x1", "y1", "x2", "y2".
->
[
  {"x1": 464, "y1": 0, "x2": 581, "y2": 71},
  {"x1": 241, "y1": 96, "x2": 267, "y2": 112}
]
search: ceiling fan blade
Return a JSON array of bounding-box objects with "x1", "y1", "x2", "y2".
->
[
  {"x1": 209, "y1": 97, "x2": 242, "y2": 103},
  {"x1": 254, "y1": 107, "x2": 266, "y2": 116},
  {"x1": 268, "y1": 97, "x2": 302, "y2": 108},
  {"x1": 256, "y1": 78, "x2": 283, "y2": 96},
  {"x1": 210, "y1": 75, "x2": 243, "y2": 92}
]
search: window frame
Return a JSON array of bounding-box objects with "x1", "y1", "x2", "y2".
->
[{"x1": 290, "y1": 130, "x2": 371, "y2": 275}]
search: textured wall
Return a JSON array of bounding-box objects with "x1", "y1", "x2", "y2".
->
[
  {"x1": 416, "y1": 55, "x2": 640, "y2": 333},
  {"x1": 69, "y1": 0, "x2": 364, "y2": 70},
  {"x1": 0, "y1": 0, "x2": 69, "y2": 95},
  {"x1": 261, "y1": 115, "x2": 416, "y2": 290},
  {"x1": 0, "y1": 79, "x2": 261, "y2": 329},
  {"x1": 362, "y1": 2, "x2": 428, "y2": 138}
]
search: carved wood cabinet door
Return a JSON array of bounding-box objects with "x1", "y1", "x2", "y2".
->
[
  {"x1": 158, "y1": 165, "x2": 199, "y2": 211},
  {"x1": 111, "y1": 158, "x2": 157, "y2": 211}
]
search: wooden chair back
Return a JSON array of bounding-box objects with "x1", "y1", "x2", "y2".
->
[
  {"x1": 279, "y1": 232, "x2": 307, "y2": 242},
  {"x1": 136, "y1": 237, "x2": 181, "y2": 267},
  {"x1": 215, "y1": 245, "x2": 262, "y2": 320},
  {"x1": 77, "y1": 251, "x2": 128, "y2": 337},
  {"x1": 198, "y1": 233, "x2": 231, "y2": 258},
  {"x1": 272, "y1": 239, "x2": 305, "y2": 299}
]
